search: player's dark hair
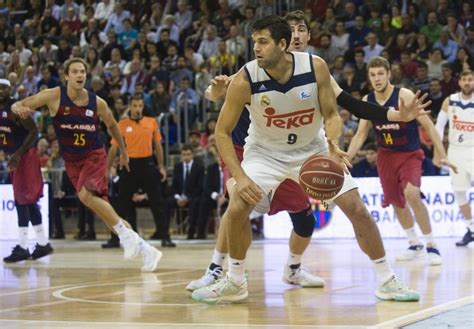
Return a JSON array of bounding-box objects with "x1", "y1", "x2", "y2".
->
[
  {"x1": 284, "y1": 10, "x2": 310, "y2": 30},
  {"x1": 252, "y1": 16, "x2": 291, "y2": 51}
]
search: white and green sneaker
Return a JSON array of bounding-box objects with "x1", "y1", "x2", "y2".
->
[
  {"x1": 186, "y1": 266, "x2": 224, "y2": 292},
  {"x1": 283, "y1": 266, "x2": 325, "y2": 287},
  {"x1": 375, "y1": 275, "x2": 420, "y2": 302},
  {"x1": 191, "y1": 273, "x2": 248, "y2": 304}
]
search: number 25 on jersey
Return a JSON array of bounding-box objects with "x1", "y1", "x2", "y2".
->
[{"x1": 74, "y1": 133, "x2": 86, "y2": 146}]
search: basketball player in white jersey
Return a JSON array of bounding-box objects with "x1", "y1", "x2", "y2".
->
[
  {"x1": 191, "y1": 16, "x2": 420, "y2": 304},
  {"x1": 436, "y1": 70, "x2": 474, "y2": 246},
  {"x1": 186, "y1": 10, "x2": 431, "y2": 293}
]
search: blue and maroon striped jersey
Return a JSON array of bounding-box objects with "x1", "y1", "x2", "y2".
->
[
  {"x1": 368, "y1": 87, "x2": 420, "y2": 152},
  {"x1": 0, "y1": 99, "x2": 31, "y2": 155},
  {"x1": 53, "y1": 86, "x2": 103, "y2": 160}
]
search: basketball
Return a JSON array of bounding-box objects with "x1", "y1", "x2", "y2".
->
[{"x1": 299, "y1": 155, "x2": 345, "y2": 200}]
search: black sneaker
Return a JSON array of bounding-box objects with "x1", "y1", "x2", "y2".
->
[
  {"x1": 3, "y1": 245, "x2": 30, "y2": 263},
  {"x1": 101, "y1": 239, "x2": 120, "y2": 248},
  {"x1": 31, "y1": 243, "x2": 54, "y2": 260},
  {"x1": 455, "y1": 229, "x2": 474, "y2": 247}
]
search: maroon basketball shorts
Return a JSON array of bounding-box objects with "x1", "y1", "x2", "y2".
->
[
  {"x1": 64, "y1": 148, "x2": 109, "y2": 200},
  {"x1": 10, "y1": 147, "x2": 43, "y2": 205},
  {"x1": 377, "y1": 148, "x2": 424, "y2": 208}
]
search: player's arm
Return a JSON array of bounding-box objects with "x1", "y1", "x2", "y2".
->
[
  {"x1": 7, "y1": 116, "x2": 38, "y2": 170},
  {"x1": 314, "y1": 56, "x2": 350, "y2": 169},
  {"x1": 11, "y1": 88, "x2": 60, "y2": 118},
  {"x1": 214, "y1": 69, "x2": 262, "y2": 205},
  {"x1": 435, "y1": 97, "x2": 449, "y2": 139},
  {"x1": 153, "y1": 124, "x2": 167, "y2": 182},
  {"x1": 205, "y1": 74, "x2": 235, "y2": 102},
  {"x1": 106, "y1": 143, "x2": 119, "y2": 173},
  {"x1": 346, "y1": 95, "x2": 372, "y2": 162},
  {"x1": 97, "y1": 97, "x2": 130, "y2": 172}
]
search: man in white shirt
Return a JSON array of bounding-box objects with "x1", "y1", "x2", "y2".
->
[
  {"x1": 363, "y1": 32, "x2": 384, "y2": 63},
  {"x1": 94, "y1": 0, "x2": 115, "y2": 27}
]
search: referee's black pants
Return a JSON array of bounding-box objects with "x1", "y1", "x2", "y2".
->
[{"x1": 115, "y1": 157, "x2": 167, "y2": 238}]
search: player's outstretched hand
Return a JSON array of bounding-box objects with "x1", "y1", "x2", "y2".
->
[
  {"x1": 328, "y1": 139, "x2": 351, "y2": 174},
  {"x1": 235, "y1": 175, "x2": 263, "y2": 206},
  {"x1": 433, "y1": 157, "x2": 458, "y2": 174},
  {"x1": 13, "y1": 106, "x2": 35, "y2": 119},
  {"x1": 398, "y1": 90, "x2": 432, "y2": 122},
  {"x1": 119, "y1": 152, "x2": 130, "y2": 172}
]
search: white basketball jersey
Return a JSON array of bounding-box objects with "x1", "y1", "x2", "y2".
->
[
  {"x1": 448, "y1": 92, "x2": 474, "y2": 147},
  {"x1": 243, "y1": 52, "x2": 326, "y2": 161}
]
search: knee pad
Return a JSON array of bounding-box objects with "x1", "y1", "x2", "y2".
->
[
  {"x1": 454, "y1": 191, "x2": 468, "y2": 206},
  {"x1": 289, "y1": 207, "x2": 315, "y2": 238}
]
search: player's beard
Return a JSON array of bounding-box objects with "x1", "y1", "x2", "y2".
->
[{"x1": 461, "y1": 86, "x2": 472, "y2": 97}]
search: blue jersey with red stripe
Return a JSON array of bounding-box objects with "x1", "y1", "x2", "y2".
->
[
  {"x1": 232, "y1": 107, "x2": 250, "y2": 146},
  {"x1": 0, "y1": 99, "x2": 30, "y2": 155},
  {"x1": 368, "y1": 87, "x2": 420, "y2": 152},
  {"x1": 53, "y1": 86, "x2": 103, "y2": 160}
]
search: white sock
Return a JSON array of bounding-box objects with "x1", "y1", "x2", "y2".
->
[
  {"x1": 466, "y1": 219, "x2": 474, "y2": 231},
  {"x1": 32, "y1": 224, "x2": 48, "y2": 246},
  {"x1": 286, "y1": 252, "x2": 302, "y2": 268},
  {"x1": 113, "y1": 220, "x2": 130, "y2": 237},
  {"x1": 404, "y1": 227, "x2": 421, "y2": 245},
  {"x1": 211, "y1": 249, "x2": 227, "y2": 266},
  {"x1": 18, "y1": 227, "x2": 29, "y2": 249},
  {"x1": 228, "y1": 257, "x2": 245, "y2": 285},
  {"x1": 373, "y1": 256, "x2": 394, "y2": 284},
  {"x1": 138, "y1": 237, "x2": 151, "y2": 254},
  {"x1": 423, "y1": 233, "x2": 435, "y2": 247}
]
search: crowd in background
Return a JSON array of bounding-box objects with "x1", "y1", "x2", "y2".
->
[{"x1": 0, "y1": 0, "x2": 473, "y2": 239}]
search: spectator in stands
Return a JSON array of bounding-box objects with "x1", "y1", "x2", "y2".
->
[
  {"x1": 161, "y1": 44, "x2": 178, "y2": 78},
  {"x1": 349, "y1": 15, "x2": 369, "y2": 50},
  {"x1": 412, "y1": 61, "x2": 431, "y2": 93},
  {"x1": 59, "y1": 0, "x2": 79, "y2": 21},
  {"x1": 322, "y1": 7, "x2": 336, "y2": 33},
  {"x1": 0, "y1": 39, "x2": 10, "y2": 64},
  {"x1": 157, "y1": 15, "x2": 180, "y2": 45},
  {"x1": 367, "y1": 7, "x2": 382, "y2": 31},
  {"x1": 444, "y1": 12, "x2": 466, "y2": 45},
  {"x1": 37, "y1": 65, "x2": 59, "y2": 90},
  {"x1": 460, "y1": 2, "x2": 472, "y2": 28},
  {"x1": 390, "y1": 33, "x2": 410, "y2": 62},
  {"x1": 101, "y1": 31, "x2": 124, "y2": 64},
  {"x1": 440, "y1": 63, "x2": 458, "y2": 96},
  {"x1": 40, "y1": 8, "x2": 60, "y2": 38},
  {"x1": 315, "y1": 33, "x2": 339, "y2": 66},
  {"x1": 188, "y1": 129, "x2": 205, "y2": 162},
  {"x1": 390, "y1": 63, "x2": 412, "y2": 88},
  {"x1": 363, "y1": 32, "x2": 384, "y2": 63},
  {"x1": 47, "y1": 140, "x2": 65, "y2": 239},
  {"x1": 104, "y1": 48, "x2": 126, "y2": 73},
  {"x1": 412, "y1": 32, "x2": 431, "y2": 61},
  {"x1": 339, "y1": 64, "x2": 363, "y2": 93},
  {"x1": 7, "y1": 51, "x2": 25, "y2": 83},
  {"x1": 341, "y1": 1, "x2": 357, "y2": 30},
  {"x1": 427, "y1": 48, "x2": 446, "y2": 79},
  {"x1": 148, "y1": 81, "x2": 171, "y2": 117},
  {"x1": 198, "y1": 26, "x2": 220, "y2": 60},
  {"x1": 118, "y1": 18, "x2": 138, "y2": 53},
  {"x1": 170, "y1": 76, "x2": 200, "y2": 133},
  {"x1": 104, "y1": 2, "x2": 131, "y2": 35},
  {"x1": 240, "y1": 6, "x2": 256, "y2": 41},
  {"x1": 148, "y1": 56, "x2": 170, "y2": 91},
  {"x1": 200, "y1": 118, "x2": 216, "y2": 148},
  {"x1": 168, "y1": 144, "x2": 204, "y2": 240},
  {"x1": 377, "y1": 13, "x2": 396, "y2": 51},
  {"x1": 22, "y1": 66, "x2": 39, "y2": 96},
  {"x1": 120, "y1": 59, "x2": 149, "y2": 96},
  {"x1": 61, "y1": 6, "x2": 82, "y2": 36},
  {"x1": 427, "y1": 78, "x2": 444, "y2": 118},
  {"x1": 156, "y1": 28, "x2": 178, "y2": 61},
  {"x1": 353, "y1": 49, "x2": 367, "y2": 87},
  {"x1": 184, "y1": 43, "x2": 204, "y2": 72},
  {"x1": 85, "y1": 47, "x2": 104, "y2": 78},
  {"x1": 39, "y1": 37, "x2": 58, "y2": 66},
  {"x1": 210, "y1": 40, "x2": 236, "y2": 76},
  {"x1": 331, "y1": 55, "x2": 345, "y2": 84},
  {"x1": 400, "y1": 13, "x2": 419, "y2": 47},
  {"x1": 451, "y1": 47, "x2": 474, "y2": 75},
  {"x1": 351, "y1": 143, "x2": 378, "y2": 178},
  {"x1": 0, "y1": 150, "x2": 9, "y2": 183},
  {"x1": 331, "y1": 20, "x2": 349, "y2": 56},
  {"x1": 15, "y1": 39, "x2": 31, "y2": 65},
  {"x1": 421, "y1": 11, "x2": 443, "y2": 45},
  {"x1": 37, "y1": 138, "x2": 50, "y2": 168},
  {"x1": 171, "y1": 56, "x2": 194, "y2": 87},
  {"x1": 399, "y1": 50, "x2": 418, "y2": 79},
  {"x1": 226, "y1": 25, "x2": 246, "y2": 65},
  {"x1": 175, "y1": 0, "x2": 193, "y2": 33},
  {"x1": 433, "y1": 30, "x2": 458, "y2": 63}
]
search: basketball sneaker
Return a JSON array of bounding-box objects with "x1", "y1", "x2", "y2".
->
[
  {"x1": 120, "y1": 231, "x2": 140, "y2": 259},
  {"x1": 186, "y1": 266, "x2": 223, "y2": 291},
  {"x1": 31, "y1": 243, "x2": 54, "y2": 260},
  {"x1": 426, "y1": 247, "x2": 442, "y2": 266},
  {"x1": 3, "y1": 245, "x2": 30, "y2": 263},
  {"x1": 395, "y1": 244, "x2": 424, "y2": 261},
  {"x1": 191, "y1": 273, "x2": 248, "y2": 304},
  {"x1": 455, "y1": 229, "x2": 474, "y2": 246},
  {"x1": 283, "y1": 266, "x2": 325, "y2": 287},
  {"x1": 375, "y1": 275, "x2": 420, "y2": 302},
  {"x1": 141, "y1": 246, "x2": 162, "y2": 272}
]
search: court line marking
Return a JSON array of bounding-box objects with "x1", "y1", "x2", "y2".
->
[
  {"x1": 0, "y1": 269, "x2": 196, "y2": 297},
  {"x1": 373, "y1": 295, "x2": 474, "y2": 328},
  {"x1": 52, "y1": 280, "x2": 202, "y2": 307},
  {"x1": 0, "y1": 319, "x2": 367, "y2": 328}
]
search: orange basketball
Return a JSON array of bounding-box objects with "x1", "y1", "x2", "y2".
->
[{"x1": 299, "y1": 155, "x2": 345, "y2": 200}]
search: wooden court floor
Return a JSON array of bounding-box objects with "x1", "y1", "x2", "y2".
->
[{"x1": 0, "y1": 238, "x2": 473, "y2": 329}]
